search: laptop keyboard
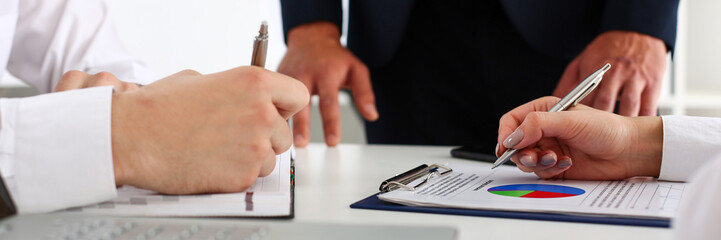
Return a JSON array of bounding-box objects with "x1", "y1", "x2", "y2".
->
[{"x1": 20, "y1": 217, "x2": 268, "y2": 240}]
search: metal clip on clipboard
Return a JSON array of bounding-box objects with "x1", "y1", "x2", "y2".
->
[{"x1": 379, "y1": 164, "x2": 453, "y2": 192}]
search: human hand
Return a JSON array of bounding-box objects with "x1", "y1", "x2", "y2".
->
[
  {"x1": 496, "y1": 97, "x2": 663, "y2": 180},
  {"x1": 111, "y1": 67, "x2": 309, "y2": 194},
  {"x1": 553, "y1": 31, "x2": 667, "y2": 116},
  {"x1": 278, "y1": 22, "x2": 378, "y2": 147},
  {"x1": 54, "y1": 71, "x2": 142, "y2": 93}
]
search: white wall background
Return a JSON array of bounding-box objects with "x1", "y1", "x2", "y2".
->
[
  {"x1": 686, "y1": 0, "x2": 721, "y2": 93},
  {"x1": 108, "y1": 0, "x2": 286, "y2": 77},
  {"x1": 676, "y1": 0, "x2": 721, "y2": 117},
  {"x1": 0, "y1": 1, "x2": 285, "y2": 85}
]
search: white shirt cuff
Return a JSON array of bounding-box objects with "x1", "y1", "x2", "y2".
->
[
  {"x1": 0, "y1": 86, "x2": 116, "y2": 213},
  {"x1": 659, "y1": 115, "x2": 721, "y2": 182}
]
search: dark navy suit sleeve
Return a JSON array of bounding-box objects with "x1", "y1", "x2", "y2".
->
[
  {"x1": 280, "y1": 0, "x2": 343, "y2": 44},
  {"x1": 600, "y1": 0, "x2": 679, "y2": 51}
]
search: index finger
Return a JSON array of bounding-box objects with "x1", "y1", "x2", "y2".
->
[
  {"x1": 497, "y1": 96, "x2": 561, "y2": 152},
  {"x1": 256, "y1": 68, "x2": 311, "y2": 119}
]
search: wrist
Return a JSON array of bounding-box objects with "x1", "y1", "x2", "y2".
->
[
  {"x1": 111, "y1": 92, "x2": 135, "y2": 186},
  {"x1": 286, "y1": 21, "x2": 342, "y2": 48},
  {"x1": 629, "y1": 116, "x2": 663, "y2": 177}
]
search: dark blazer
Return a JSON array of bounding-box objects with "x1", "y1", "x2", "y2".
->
[{"x1": 281, "y1": 0, "x2": 678, "y2": 69}]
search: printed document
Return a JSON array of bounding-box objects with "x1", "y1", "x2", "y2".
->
[
  {"x1": 61, "y1": 150, "x2": 293, "y2": 217},
  {"x1": 379, "y1": 162, "x2": 685, "y2": 219}
]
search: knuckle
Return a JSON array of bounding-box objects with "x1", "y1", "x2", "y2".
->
[
  {"x1": 94, "y1": 78, "x2": 116, "y2": 86},
  {"x1": 292, "y1": 68, "x2": 312, "y2": 82},
  {"x1": 244, "y1": 143, "x2": 272, "y2": 166},
  {"x1": 94, "y1": 71, "x2": 117, "y2": 81},
  {"x1": 179, "y1": 69, "x2": 201, "y2": 76},
  {"x1": 594, "y1": 94, "x2": 614, "y2": 107},
  {"x1": 525, "y1": 112, "x2": 545, "y2": 126},
  {"x1": 254, "y1": 106, "x2": 279, "y2": 127},
  {"x1": 313, "y1": 61, "x2": 343, "y2": 77},
  {"x1": 318, "y1": 94, "x2": 338, "y2": 107},
  {"x1": 239, "y1": 68, "x2": 271, "y2": 91},
  {"x1": 124, "y1": 82, "x2": 139, "y2": 90},
  {"x1": 61, "y1": 70, "x2": 86, "y2": 80},
  {"x1": 620, "y1": 93, "x2": 640, "y2": 106},
  {"x1": 499, "y1": 112, "x2": 513, "y2": 123}
]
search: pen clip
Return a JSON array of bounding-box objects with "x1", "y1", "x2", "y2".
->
[{"x1": 572, "y1": 79, "x2": 599, "y2": 107}]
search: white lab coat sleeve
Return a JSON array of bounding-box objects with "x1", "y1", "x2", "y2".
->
[
  {"x1": 658, "y1": 115, "x2": 721, "y2": 182},
  {"x1": 6, "y1": 0, "x2": 156, "y2": 94},
  {"x1": 0, "y1": 86, "x2": 117, "y2": 213}
]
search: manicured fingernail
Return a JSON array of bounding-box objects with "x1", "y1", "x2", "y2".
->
[
  {"x1": 494, "y1": 143, "x2": 500, "y2": 157},
  {"x1": 520, "y1": 155, "x2": 535, "y2": 167},
  {"x1": 503, "y1": 128, "x2": 524, "y2": 148},
  {"x1": 364, "y1": 104, "x2": 378, "y2": 121},
  {"x1": 540, "y1": 154, "x2": 556, "y2": 166},
  {"x1": 294, "y1": 134, "x2": 305, "y2": 144},
  {"x1": 557, "y1": 158, "x2": 572, "y2": 168}
]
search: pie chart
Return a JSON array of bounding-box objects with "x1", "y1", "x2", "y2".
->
[{"x1": 487, "y1": 184, "x2": 585, "y2": 198}]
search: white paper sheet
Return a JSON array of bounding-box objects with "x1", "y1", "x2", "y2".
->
[
  {"x1": 379, "y1": 162, "x2": 685, "y2": 219},
  {"x1": 61, "y1": 149, "x2": 293, "y2": 217}
]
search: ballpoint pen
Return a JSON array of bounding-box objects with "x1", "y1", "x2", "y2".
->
[
  {"x1": 251, "y1": 21, "x2": 268, "y2": 67},
  {"x1": 491, "y1": 63, "x2": 612, "y2": 169},
  {"x1": 249, "y1": 21, "x2": 297, "y2": 158}
]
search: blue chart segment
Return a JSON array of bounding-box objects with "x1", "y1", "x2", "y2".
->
[{"x1": 488, "y1": 184, "x2": 585, "y2": 198}]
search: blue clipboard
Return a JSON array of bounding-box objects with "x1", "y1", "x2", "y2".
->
[{"x1": 350, "y1": 193, "x2": 670, "y2": 228}]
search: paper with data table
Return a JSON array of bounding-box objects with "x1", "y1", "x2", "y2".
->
[
  {"x1": 379, "y1": 163, "x2": 685, "y2": 220},
  {"x1": 62, "y1": 150, "x2": 293, "y2": 218}
]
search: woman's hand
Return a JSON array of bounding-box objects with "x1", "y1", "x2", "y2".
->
[{"x1": 496, "y1": 96, "x2": 663, "y2": 180}]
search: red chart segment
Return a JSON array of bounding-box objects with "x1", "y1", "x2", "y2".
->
[{"x1": 521, "y1": 190, "x2": 577, "y2": 198}]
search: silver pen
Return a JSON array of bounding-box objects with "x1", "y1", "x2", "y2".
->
[
  {"x1": 491, "y1": 63, "x2": 612, "y2": 169},
  {"x1": 251, "y1": 21, "x2": 268, "y2": 67}
]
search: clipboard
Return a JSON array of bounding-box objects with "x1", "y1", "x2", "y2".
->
[{"x1": 350, "y1": 164, "x2": 670, "y2": 228}]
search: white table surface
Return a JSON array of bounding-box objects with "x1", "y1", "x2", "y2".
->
[{"x1": 289, "y1": 143, "x2": 672, "y2": 240}]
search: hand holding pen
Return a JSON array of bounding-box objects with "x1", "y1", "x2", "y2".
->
[
  {"x1": 491, "y1": 95, "x2": 664, "y2": 180},
  {"x1": 493, "y1": 64, "x2": 611, "y2": 169}
]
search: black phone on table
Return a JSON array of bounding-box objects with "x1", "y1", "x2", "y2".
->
[{"x1": 450, "y1": 145, "x2": 516, "y2": 166}]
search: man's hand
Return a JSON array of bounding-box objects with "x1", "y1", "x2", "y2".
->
[
  {"x1": 496, "y1": 97, "x2": 663, "y2": 180},
  {"x1": 278, "y1": 22, "x2": 378, "y2": 147},
  {"x1": 111, "y1": 67, "x2": 309, "y2": 194},
  {"x1": 54, "y1": 71, "x2": 141, "y2": 93},
  {"x1": 554, "y1": 31, "x2": 667, "y2": 116}
]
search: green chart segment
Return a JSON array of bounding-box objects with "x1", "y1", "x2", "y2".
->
[{"x1": 487, "y1": 184, "x2": 585, "y2": 198}]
